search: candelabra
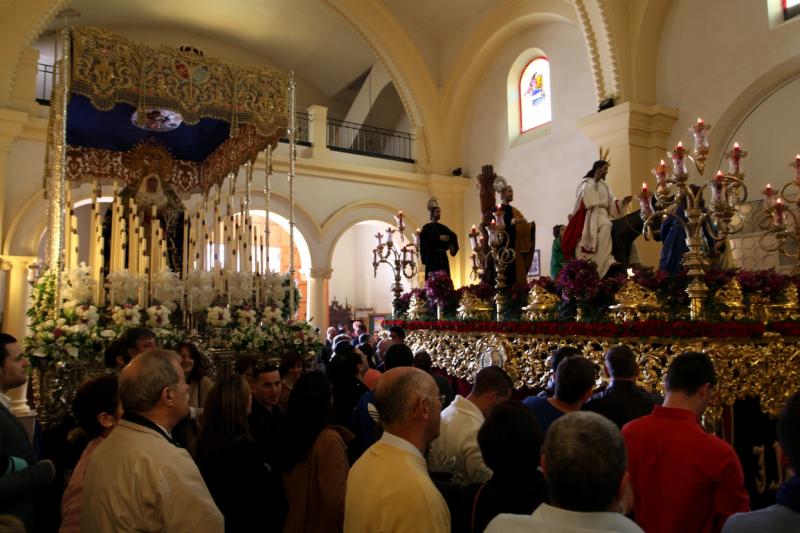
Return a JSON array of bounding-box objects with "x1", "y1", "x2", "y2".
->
[
  {"x1": 754, "y1": 155, "x2": 800, "y2": 274},
  {"x1": 639, "y1": 119, "x2": 747, "y2": 319},
  {"x1": 372, "y1": 210, "x2": 419, "y2": 317},
  {"x1": 468, "y1": 206, "x2": 516, "y2": 318}
]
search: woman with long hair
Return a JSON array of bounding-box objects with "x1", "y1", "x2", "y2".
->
[
  {"x1": 197, "y1": 375, "x2": 285, "y2": 533},
  {"x1": 282, "y1": 371, "x2": 352, "y2": 533},
  {"x1": 173, "y1": 341, "x2": 214, "y2": 455},
  {"x1": 327, "y1": 342, "x2": 369, "y2": 427}
]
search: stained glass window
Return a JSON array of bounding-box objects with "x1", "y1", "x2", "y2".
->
[{"x1": 519, "y1": 57, "x2": 551, "y2": 133}]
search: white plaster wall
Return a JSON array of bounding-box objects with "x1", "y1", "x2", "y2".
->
[
  {"x1": 330, "y1": 221, "x2": 412, "y2": 314},
  {"x1": 658, "y1": 0, "x2": 800, "y2": 149},
  {"x1": 459, "y1": 20, "x2": 597, "y2": 278},
  {"x1": 5, "y1": 138, "x2": 46, "y2": 255}
]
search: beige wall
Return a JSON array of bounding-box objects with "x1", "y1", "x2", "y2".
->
[{"x1": 459, "y1": 20, "x2": 597, "y2": 278}]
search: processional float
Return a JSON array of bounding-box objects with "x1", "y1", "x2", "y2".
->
[{"x1": 31, "y1": 25, "x2": 321, "y2": 425}]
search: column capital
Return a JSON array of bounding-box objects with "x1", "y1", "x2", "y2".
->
[
  {"x1": 577, "y1": 102, "x2": 679, "y2": 151},
  {"x1": 306, "y1": 105, "x2": 331, "y2": 160},
  {"x1": 309, "y1": 266, "x2": 333, "y2": 279}
]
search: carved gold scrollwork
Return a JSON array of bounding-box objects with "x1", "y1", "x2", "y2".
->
[{"x1": 405, "y1": 329, "x2": 800, "y2": 418}]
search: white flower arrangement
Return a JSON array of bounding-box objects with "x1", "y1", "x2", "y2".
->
[
  {"x1": 151, "y1": 269, "x2": 182, "y2": 310},
  {"x1": 63, "y1": 303, "x2": 100, "y2": 329},
  {"x1": 145, "y1": 305, "x2": 172, "y2": 328},
  {"x1": 186, "y1": 269, "x2": 217, "y2": 311},
  {"x1": 261, "y1": 306, "x2": 284, "y2": 325},
  {"x1": 207, "y1": 306, "x2": 232, "y2": 327},
  {"x1": 227, "y1": 271, "x2": 254, "y2": 306},
  {"x1": 112, "y1": 304, "x2": 142, "y2": 328},
  {"x1": 236, "y1": 307, "x2": 258, "y2": 328},
  {"x1": 106, "y1": 270, "x2": 144, "y2": 305},
  {"x1": 63, "y1": 262, "x2": 96, "y2": 306},
  {"x1": 262, "y1": 272, "x2": 286, "y2": 310}
]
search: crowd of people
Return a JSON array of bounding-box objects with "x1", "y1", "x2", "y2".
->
[{"x1": 0, "y1": 324, "x2": 798, "y2": 532}]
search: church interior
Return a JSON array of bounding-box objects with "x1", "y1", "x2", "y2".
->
[{"x1": 2, "y1": 0, "x2": 800, "y2": 530}]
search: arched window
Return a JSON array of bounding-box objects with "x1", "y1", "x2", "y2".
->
[
  {"x1": 785, "y1": 0, "x2": 800, "y2": 21},
  {"x1": 519, "y1": 57, "x2": 552, "y2": 133}
]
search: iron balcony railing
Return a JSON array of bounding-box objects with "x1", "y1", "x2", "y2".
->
[{"x1": 326, "y1": 118, "x2": 413, "y2": 163}]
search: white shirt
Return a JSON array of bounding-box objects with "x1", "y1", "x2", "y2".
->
[
  {"x1": 428, "y1": 394, "x2": 492, "y2": 486},
  {"x1": 0, "y1": 391, "x2": 12, "y2": 411},
  {"x1": 380, "y1": 430, "x2": 424, "y2": 461},
  {"x1": 486, "y1": 503, "x2": 645, "y2": 533}
]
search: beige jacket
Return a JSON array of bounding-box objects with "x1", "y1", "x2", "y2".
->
[{"x1": 80, "y1": 419, "x2": 224, "y2": 532}]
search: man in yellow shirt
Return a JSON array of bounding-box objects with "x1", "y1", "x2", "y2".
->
[{"x1": 344, "y1": 367, "x2": 450, "y2": 533}]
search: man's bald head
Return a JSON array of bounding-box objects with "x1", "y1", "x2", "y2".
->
[{"x1": 375, "y1": 367, "x2": 437, "y2": 427}]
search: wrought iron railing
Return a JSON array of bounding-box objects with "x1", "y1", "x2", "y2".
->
[
  {"x1": 36, "y1": 62, "x2": 55, "y2": 104},
  {"x1": 327, "y1": 118, "x2": 414, "y2": 162},
  {"x1": 279, "y1": 111, "x2": 310, "y2": 146}
]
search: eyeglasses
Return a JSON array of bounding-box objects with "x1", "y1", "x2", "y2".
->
[{"x1": 427, "y1": 394, "x2": 447, "y2": 405}]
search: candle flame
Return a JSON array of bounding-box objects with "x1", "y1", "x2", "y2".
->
[
  {"x1": 697, "y1": 117, "x2": 703, "y2": 124},
  {"x1": 733, "y1": 142, "x2": 740, "y2": 149},
  {"x1": 777, "y1": 198, "x2": 784, "y2": 205},
  {"x1": 677, "y1": 141, "x2": 683, "y2": 148}
]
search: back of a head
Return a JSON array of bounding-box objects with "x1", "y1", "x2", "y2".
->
[
  {"x1": 384, "y1": 343, "x2": 414, "y2": 370},
  {"x1": 388, "y1": 325, "x2": 406, "y2": 341},
  {"x1": 478, "y1": 401, "x2": 542, "y2": 477},
  {"x1": 665, "y1": 351, "x2": 716, "y2": 395},
  {"x1": 544, "y1": 411, "x2": 626, "y2": 512},
  {"x1": 103, "y1": 340, "x2": 126, "y2": 369},
  {"x1": 374, "y1": 367, "x2": 431, "y2": 427},
  {"x1": 73, "y1": 373, "x2": 119, "y2": 439},
  {"x1": 357, "y1": 343, "x2": 376, "y2": 366},
  {"x1": 0, "y1": 514, "x2": 25, "y2": 533},
  {"x1": 284, "y1": 371, "x2": 333, "y2": 469},
  {"x1": 279, "y1": 353, "x2": 304, "y2": 378},
  {"x1": 197, "y1": 374, "x2": 250, "y2": 466},
  {"x1": 119, "y1": 327, "x2": 155, "y2": 350},
  {"x1": 413, "y1": 350, "x2": 433, "y2": 373},
  {"x1": 554, "y1": 356, "x2": 596, "y2": 404},
  {"x1": 119, "y1": 349, "x2": 180, "y2": 415},
  {"x1": 235, "y1": 355, "x2": 257, "y2": 376},
  {"x1": 604, "y1": 345, "x2": 637, "y2": 379},
  {"x1": 550, "y1": 346, "x2": 582, "y2": 372},
  {"x1": 472, "y1": 366, "x2": 513, "y2": 397},
  {"x1": 328, "y1": 343, "x2": 360, "y2": 383},
  {"x1": 778, "y1": 391, "x2": 800, "y2": 472}
]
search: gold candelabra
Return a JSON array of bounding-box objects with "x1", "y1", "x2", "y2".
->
[
  {"x1": 468, "y1": 210, "x2": 516, "y2": 318},
  {"x1": 639, "y1": 119, "x2": 747, "y2": 320},
  {"x1": 755, "y1": 155, "x2": 800, "y2": 274},
  {"x1": 372, "y1": 210, "x2": 419, "y2": 317}
]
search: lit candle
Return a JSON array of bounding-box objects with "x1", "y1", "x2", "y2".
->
[
  {"x1": 385, "y1": 227, "x2": 395, "y2": 245},
  {"x1": 639, "y1": 182, "x2": 653, "y2": 216},
  {"x1": 394, "y1": 210, "x2": 405, "y2": 232},
  {"x1": 793, "y1": 154, "x2": 800, "y2": 184},
  {"x1": 653, "y1": 160, "x2": 668, "y2": 193},
  {"x1": 468, "y1": 225, "x2": 479, "y2": 250},
  {"x1": 762, "y1": 183, "x2": 776, "y2": 208},
  {"x1": 774, "y1": 198, "x2": 785, "y2": 226},
  {"x1": 690, "y1": 117, "x2": 709, "y2": 151},
  {"x1": 375, "y1": 232, "x2": 383, "y2": 246},
  {"x1": 729, "y1": 142, "x2": 743, "y2": 175},
  {"x1": 494, "y1": 205, "x2": 505, "y2": 229},
  {"x1": 670, "y1": 142, "x2": 687, "y2": 176},
  {"x1": 488, "y1": 219, "x2": 497, "y2": 240},
  {"x1": 711, "y1": 171, "x2": 726, "y2": 206},
  {"x1": 626, "y1": 267, "x2": 634, "y2": 279}
]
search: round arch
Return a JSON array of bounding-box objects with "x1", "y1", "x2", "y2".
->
[{"x1": 322, "y1": 201, "x2": 423, "y2": 269}]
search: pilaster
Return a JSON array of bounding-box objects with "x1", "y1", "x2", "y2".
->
[
  {"x1": 0, "y1": 254, "x2": 38, "y2": 415},
  {"x1": 306, "y1": 105, "x2": 332, "y2": 160},
  {"x1": 0, "y1": 109, "x2": 28, "y2": 255},
  {"x1": 308, "y1": 266, "x2": 333, "y2": 333},
  {"x1": 8, "y1": 48, "x2": 41, "y2": 115},
  {"x1": 577, "y1": 102, "x2": 679, "y2": 267}
]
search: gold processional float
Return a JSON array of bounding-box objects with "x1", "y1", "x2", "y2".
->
[
  {"x1": 29, "y1": 26, "x2": 322, "y2": 426},
  {"x1": 382, "y1": 118, "x2": 800, "y2": 437}
]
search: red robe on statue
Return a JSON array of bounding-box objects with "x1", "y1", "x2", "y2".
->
[{"x1": 560, "y1": 201, "x2": 587, "y2": 261}]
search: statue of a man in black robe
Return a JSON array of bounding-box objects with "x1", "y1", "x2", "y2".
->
[{"x1": 419, "y1": 198, "x2": 459, "y2": 279}]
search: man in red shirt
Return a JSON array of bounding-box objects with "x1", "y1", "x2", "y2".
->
[{"x1": 622, "y1": 351, "x2": 749, "y2": 533}]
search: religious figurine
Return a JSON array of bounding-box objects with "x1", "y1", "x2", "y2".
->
[
  {"x1": 494, "y1": 176, "x2": 535, "y2": 287},
  {"x1": 419, "y1": 197, "x2": 459, "y2": 279},
  {"x1": 562, "y1": 155, "x2": 633, "y2": 278}
]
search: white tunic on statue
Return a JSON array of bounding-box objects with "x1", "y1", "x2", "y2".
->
[{"x1": 574, "y1": 177, "x2": 622, "y2": 278}]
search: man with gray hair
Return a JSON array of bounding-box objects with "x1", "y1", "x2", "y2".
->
[
  {"x1": 486, "y1": 411, "x2": 642, "y2": 532},
  {"x1": 81, "y1": 349, "x2": 224, "y2": 532},
  {"x1": 344, "y1": 367, "x2": 450, "y2": 533}
]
